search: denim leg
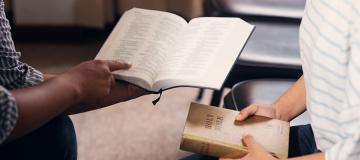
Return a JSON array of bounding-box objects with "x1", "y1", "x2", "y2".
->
[
  {"x1": 180, "y1": 154, "x2": 218, "y2": 160},
  {"x1": 288, "y1": 124, "x2": 318, "y2": 157},
  {"x1": 0, "y1": 115, "x2": 77, "y2": 160}
]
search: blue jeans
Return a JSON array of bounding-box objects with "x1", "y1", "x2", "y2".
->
[
  {"x1": 0, "y1": 116, "x2": 77, "y2": 160},
  {"x1": 181, "y1": 124, "x2": 318, "y2": 160},
  {"x1": 288, "y1": 124, "x2": 319, "y2": 157}
]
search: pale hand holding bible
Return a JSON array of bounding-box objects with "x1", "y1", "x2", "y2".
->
[
  {"x1": 180, "y1": 103, "x2": 290, "y2": 159},
  {"x1": 95, "y1": 8, "x2": 254, "y2": 92}
]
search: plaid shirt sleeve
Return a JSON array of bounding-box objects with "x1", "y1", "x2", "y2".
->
[{"x1": 0, "y1": 0, "x2": 43, "y2": 144}]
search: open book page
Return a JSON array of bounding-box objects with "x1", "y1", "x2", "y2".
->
[
  {"x1": 153, "y1": 17, "x2": 254, "y2": 91},
  {"x1": 96, "y1": 8, "x2": 187, "y2": 91}
]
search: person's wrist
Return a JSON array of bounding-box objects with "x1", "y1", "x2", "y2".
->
[
  {"x1": 271, "y1": 101, "x2": 287, "y2": 121},
  {"x1": 54, "y1": 75, "x2": 82, "y2": 104},
  {"x1": 43, "y1": 74, "x2": 57, "y2": 81}
]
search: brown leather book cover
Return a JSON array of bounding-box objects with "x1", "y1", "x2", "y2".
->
[{"x1": 180, "y1": 103, "x2": 289, "y2": 159}]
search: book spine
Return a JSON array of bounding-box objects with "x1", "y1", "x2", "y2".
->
[{"x1": 180, "y1": 134, "x2": 247, "y2": 158}]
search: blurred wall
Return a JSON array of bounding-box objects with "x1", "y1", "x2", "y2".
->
[
  {"x1": 118, "y1": 0, "x2": 168, "y2": 12},
  {"x1": 118, "y1": 0, "x2": 203, "y2": 20},
  {"x1": 75, "y1": 0, "x2": 114, "y2": 28},
  {"x1": 13, "y1": 0, "x2": 203, "y2": 28},
  {"x1": 168, "y1": 0, "x2": 203, "y2": 20},
  {"x1": 13, "y1": 0, "x2": 76, "y2": 26}
]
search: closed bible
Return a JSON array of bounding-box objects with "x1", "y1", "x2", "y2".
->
[{"x1": 180, "y1": 103, "x2": 289, "y2": 159}]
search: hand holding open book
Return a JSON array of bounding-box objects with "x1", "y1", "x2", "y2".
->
[{"x1": 96, "y1": 8, "x2": 254, "y2": 93}]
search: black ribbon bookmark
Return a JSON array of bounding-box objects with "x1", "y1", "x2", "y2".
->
[{"x1": 152, "y1": 89, "x2": 163, "y2": 105}]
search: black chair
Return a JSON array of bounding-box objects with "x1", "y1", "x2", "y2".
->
[
  {"x1": 201, "y1": 0, "x2": 305, "y2": 106},
  {"x1": 204, "y1": 0, "x2": 305, "y2": 18},
  {"x1": 223, "y1": 79, "x2": 310, "y2": 126}
]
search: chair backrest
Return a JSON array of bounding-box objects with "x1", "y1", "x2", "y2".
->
[
  {"x1": 224, "y1": 79, "x2": 310, "y2": 126},
  {"x1": 210, "y1": 0, "x2": 306, "y2": 19}
]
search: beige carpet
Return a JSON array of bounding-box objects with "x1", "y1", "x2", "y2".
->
[
  {"x1": 17, "y1": 41, "x2": 225, "y2": 160},
  {"x1": 72, "y1": 88, "x2": 202, "y2": 160}
]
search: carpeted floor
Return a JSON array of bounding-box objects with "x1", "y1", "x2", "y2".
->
[{"x1": 17, "y1": 41, "x2": 224, "y2": 160}]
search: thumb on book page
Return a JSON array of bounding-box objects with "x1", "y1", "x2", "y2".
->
[{"x1": 106, "y1": 60, "x2": 132, "y2": 71}]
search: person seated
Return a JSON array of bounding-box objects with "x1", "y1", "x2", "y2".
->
[
  {"x1": 222, "y1": 0, "x2": 360, "y2": 160},
  {"x1": 0, "y1": 1, "x2": 148, "y2": 159}
]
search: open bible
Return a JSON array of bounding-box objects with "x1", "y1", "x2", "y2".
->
[{"x1": 96, "y1": 8, "x2": 255, "y2": 92}]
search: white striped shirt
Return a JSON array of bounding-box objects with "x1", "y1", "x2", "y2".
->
[
  {"x1": 300, "y1": 0, "x2": 360, "y2": 159},
  {"x1": 0, "y1": 0, "x2": 43, "y2": 144}
]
